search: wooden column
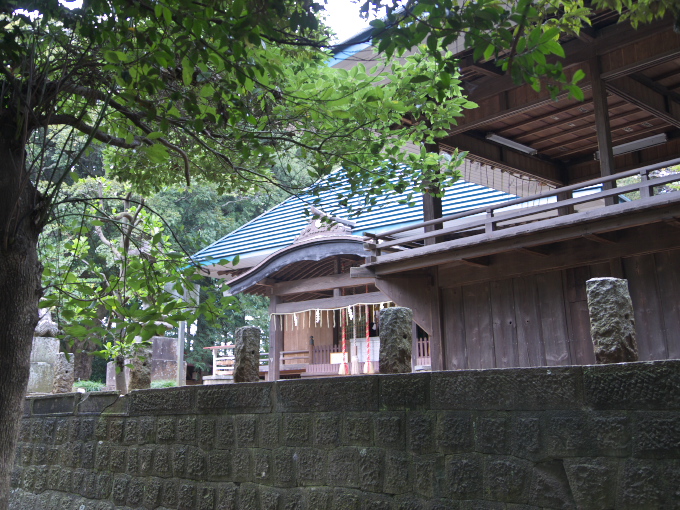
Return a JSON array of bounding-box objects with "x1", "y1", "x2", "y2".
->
[
  {"x1": 267, "y1": 295, "x2": 282, "y2": 382},
  {"x1": 423, "y1": 143, "x2": 443, "y2": 246},
  {"x1": 590, "y1": 57, "x2": 617, "y2": 206},
  {"x1": 429, "y1": 267, "x2": 446, "y2": 371}
]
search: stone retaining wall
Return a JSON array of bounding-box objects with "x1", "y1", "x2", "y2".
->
[{"x1": 9, "y1": 361, "x2": 680, "y2": 509}]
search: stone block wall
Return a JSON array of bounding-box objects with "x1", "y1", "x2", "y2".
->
[{"x1": 10, "y1": 361, "x2": 680, "y2": 509}]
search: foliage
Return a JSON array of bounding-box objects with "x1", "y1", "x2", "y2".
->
[
  {"x1": 363, "y1": 0, "x2": 677, "y2": 101},
  {"x1": 40, "y1": 177, "x2": 237, "y2": 363},
  {"x1": 151, "y1": 379, "x2": 177, "y2": 389},
  {"x1": 73, "y1": 380, "x2": 106, "y2": 392}
]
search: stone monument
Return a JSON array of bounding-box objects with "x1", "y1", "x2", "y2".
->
[
  {"x1": 379, "y1": 307, "x2": 413, "y2": 374},
  {"x1": 586, "y1": 277, "x2": 639, "y2": 364},
  {"x1": 27, "y1": 309, "x2": 73, "y2": 394},
  {"x1": 233, "y1": 326, "x2": 261, "y2": 383}
]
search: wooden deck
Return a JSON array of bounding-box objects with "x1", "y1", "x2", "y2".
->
[{"x1": 362, "y1": 166, "x2": 680, "y2": 275}]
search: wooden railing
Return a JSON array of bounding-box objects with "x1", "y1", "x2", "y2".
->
[
  {"x1": 311, "y1": 344, "x2": 342, "y2": 364},
  {"x1": 416, "y1": 337, "x2": 431, "y2": 366},
  {"x1": 204, "y1": 345, "x2": 269, "y2": 376},
  {"x1": 363, "y1": 165, "x2": 680, "y2": 262}
]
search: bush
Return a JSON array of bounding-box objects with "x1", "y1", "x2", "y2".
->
[
  {"x1": 151, "y1": 379, "x2": 177, "y2": 388},
  {"x1": 74, "y1": 380, "x2": 106, "y2": 392}
]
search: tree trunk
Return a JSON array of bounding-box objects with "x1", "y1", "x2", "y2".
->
[
  {"x1": 73, "y1": 340, "x2": 94, "y2": 380},
  {"x1": 0, "y1": 134, "x2": 44, "y2": 510}
]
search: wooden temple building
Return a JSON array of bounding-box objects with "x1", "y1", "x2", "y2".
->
[{"x1": 197, "y1": 10, "x2": 680, "y2": 379}]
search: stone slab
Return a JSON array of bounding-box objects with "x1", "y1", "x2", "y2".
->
[
  {"x1": 27, "y1": 363, "x2": 55, "y2": 394},
  {"x1": 29, "y1": 337, "x2": 59, "y2": 364}
]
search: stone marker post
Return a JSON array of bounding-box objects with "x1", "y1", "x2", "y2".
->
[
  {"x1": 127, "y1": 344, "x2": 153, "y2": 391},
  {"x1": 379, "y1": 307, "x2": 413, "y2": 374},
  {"x1": 233, "y1": 326, "x2": 261, "y2": 382},
  {"x1": 52, "y1": 352, "x2": 75, "y2": 393},
  {"x1": 586, "y1": 277, "x2": 639, "y2": 364}
]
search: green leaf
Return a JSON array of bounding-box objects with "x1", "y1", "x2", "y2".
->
[
  {"x1": 146, "y1": 131, "x2": 164, "y2": 140},
  {"x1": 410, "y1": 75, "x2": 430, "y2": 84},
  {"x1": 181, "y1": 56, "x2": 193, "y2": 86}
]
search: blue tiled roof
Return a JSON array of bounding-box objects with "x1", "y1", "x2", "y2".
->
[{"x1": 192, "y1": 178, "x2": 517, "y2": 266}]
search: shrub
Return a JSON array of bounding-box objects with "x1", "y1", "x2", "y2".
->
[
  {"x1": 73, "y1": 380, "x2": 106, "y2": 392},
  {"x1": 151, "y1": 379, "x2": 177, "y2": 388}
]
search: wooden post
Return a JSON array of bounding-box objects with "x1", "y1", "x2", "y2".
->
[
  {"x1": 557, "y1": 190, "x2": 575, "y2": 216},
  {"x1": 484, "y1": 208, "x2": 496, "y2": 233},
  {"x1": 423, "y1": 143, "x2": 443, "y2": 246},
  {"x1": 590, "y1": 57, "x2": 617, "y2": 206},
  {"x1": 429, "y1": 267, "x2": 445, "y2": 371},
  {"x1": 267, "y1": 295, "x2": 281, "y2": 382},
  {"x1": 639, "y1": 169, "x2": 653, "y2": 199}
]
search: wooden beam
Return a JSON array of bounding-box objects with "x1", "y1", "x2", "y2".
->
[
  {"x1": 367, "y1": 192, "x2": 680, "y2": 276},
  {"x1": 439, "y1": 134, "x2": 563, "y2": 186},
  {"x1": 582, "y1": 233, "x2": 618, "y2": 244},
  {"x1": 350, "y1": 266, "x2": 375, "y2": 278},
  {"x1": 461, "y1": 256, "x2": 490, "y2": 267},
  {"x1": 606, "y1": 76, "x2": 680, "y2": 129},
  {"x1": 275, "y1": 291, "x2": 389, "y2": 314},
  {"x1": 517, "y1": 246, "x2": 551, "y2": 257},
  {"x1": 437, "y1": 221, "x2": 680, "y2": 288},
  {"x1": 590, "y1": 57, "x2": 617, "y2": 205},
  {"x1": 664, "y1": 217, "x2": 680, "y2": 228},
  {"x1": 498, "y1": 99, "x2": 595, "y2": 137},
  {"x1": 267, "y1": 296, "x2": 282, "y2": 382},
  {"x1": 273, "y1": 273, "x2": 373, "y2": 296}
]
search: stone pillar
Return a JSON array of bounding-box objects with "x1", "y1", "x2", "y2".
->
[
  {"x1": 379, "y1": 307, "x2": 413, "y2": 374},
  {"x1": 27, "y1": 337, "x2": 60, "y2": 393},
  {"x1": 586, "y1": 277, "x2": 639, "y2": 364},
  {"x1": 233, "y1": 326, "x2": 261, "y2": 383},
  {"x1": 127, "y1": 344, "x2": 153, "y2": 391},
  {"x1": 52, "y1": 352, "x2": 75, "y2": 393}
]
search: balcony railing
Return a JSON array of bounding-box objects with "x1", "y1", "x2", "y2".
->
[{"x1": 363, "y1": 165, "x2": 680, "y2": 264}]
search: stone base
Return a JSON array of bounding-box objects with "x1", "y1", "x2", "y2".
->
[
  {"x1": 202, "y1": 374, "x2": 234, "y2": 385},
  {"x1": 27, "y1": 362, "x2": 54, "y2": 394}
]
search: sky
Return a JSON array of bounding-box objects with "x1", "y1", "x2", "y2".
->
[{"x1": 58, "y1": 0, "x2": 372, "y2": 45}]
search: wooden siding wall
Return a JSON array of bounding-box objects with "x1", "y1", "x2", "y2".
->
[
  {"x1": 442, "y1": 249, "x2": 680, "y2": 370},
  {"x1": 280, "y1": 314, "x2": 334, "y2": 353}
]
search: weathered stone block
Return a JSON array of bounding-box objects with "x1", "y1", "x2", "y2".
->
[
  {"x1": 111, "y1": 475, "x2": 129, "y2": 505},
  {"x1": 272, "y1": 447, "x2": 296, "y2": 487},
  {"x1": 234, "y1": 415, "x2": 258, "y2": 447},
  {"x1": 233, "y1": 326, "x2": 261, "y2": 383},
  {"x1": 413, "y1": 455, "x2": 438, "y2": 499},
  {"x1": 30, "y1": 336, "x2": 60, "y2": 364},
  {"x1": 157, "y1": 416, "x2": 176, "y2": 442},
  {"x1": 178, "y1": 481, "x2": 197, "y2": 510},
  {"x1": 408, "y1": 412, "x2": 435, "y2": 454},
  {"x1": 197, "y1": 485, "x2": 216, "y2": 510},
  {"x1": 108, "y1": 418, "x2": 124, "y2": 442},
  {"x1": 331, "y1": 488, "x2": 361, "y2": 510},
  {"x1": 143, "y1": 477, "x2": 162, "y2": 509},
  {"x1": 32, "y1": 394, "x2": 79, "y2": 415},
  {"x1": 80, "y1": 441, "x2": 95, "y2": 469},
  {"x1": 177, "y1": 416, "x2": 197, "y2": 444},
  {"x1": 384, "y1": 450, "x2": 411, "y2": 495},
  {"x1": 444, "y1": 454, "x2": 482, "y2": 500},
  {"x1": 328, "y1": 447, "x2": 359, "y2": 488},
  {"x1": 259, "y1": 414, "x2": 281, "y2": 449},
  {"x1": 446, "y1": 368, "x2": 584, "y2": 412},
  {"x1": 297, "y1": 447, "x2": 327, "y2": 486},
  {"x1": 215, "y1": 415, "x2": 235, "y2": 449},
  {"x1": 127, "y1": 477, "x2": 145, "y2": 506},
  {"x1": 379, "y1": 307, "x2": 413, "y2": 374},
  {"x1": 231, "y1": 448, "x2": 252, "y2": 482},
  {"x1": 152, "y1": 446, "x2": 172, "y2": 477},
  {"x1": 484, "y1": 457, "x2": 530, "y2": 504},
  {"x1": 238, "y1": 482, "x2": 259, "y2": 510},
  {"x1": 344, "y1": 413, "x2": 372, "y2": 446},
  {"x1": 633, "y1": 412, "x2": 680, "y2": 458},
  {"x1": 586, "y1": 277, "x2": 638, "y2": 363},
  {"x1": 109, "y1": 446, "x2": 126, "y2": 472},
  {"x1": 253, "y1": 448, "x2": 271, "y2": 483},
  {"x1": 196, "y1": 383, "x2": 272, "y2": 413},
  {"x1": 277, "y1": 377, "x2": 379, "y2": 413},
  {"x1": 261, "y1": 486, "x2": 282, "y2": 510},
  {"x1": 162, "y1": 478, "x2": 179, "y2": 507},
  {"x1": 138, "y1": 416, "x2": 155, "y2": 444},
  {"x1": 592, "y1": 413, "x2": 631, "y2": 455},
  {"x1": 127, "y1": 344, "x2": 153, "y2": 391},
  {"x1": 308, "y1": 487, "x2": 333, "y2": 509},
  {"x1": 285, "y1": 413, "x2": 311, "y2": 445},
  {"x1": 563, "y1": 458, "x2": 617, "y2": 509},
  {"x1": 544, "y1": 413, "x2": 592, "y2": 457},
  {"x1": 314, "y1": 413, "x2": 341, "y2": 447},
  {"x1": 128, "y1": 386, "x2": 194, "y2": 415},
  {"x1": 138, "y1": 445, "x2": 154, "y2": 475},
  {"x1": 475, "y1": 415, "x2": 510, "y2": 455},
  {"x1": 186, "y1": 445, "x2": 206, "y2": 479},
  {"x1": 217, "y1": 483, "x2": 238, "y2": 510},
  {"x1": 94, "y1": 443, "x2": 110, "y2": 471},
  {"x1": 380, "y1": 373, "x2": 430, "y2": 410},
  {"x1": 198, "y1": 416, "x2": 216, "y2": 450},
  {"x1": 207, "y1": 449, "x2": 231, "y2": 479},
  {"x1": 52, "y1": 353, "x2": 75, "y2": 394},
  {"x1": 375, "y1": 414, "x2": 404, "y2": 449},
  {"x1": 584, "y1": 360, "x2": 680, "y2": 410},
  {"x1": 527, "y1": 461, "x2": 575, "y2": 509},
  {"x1": 512, "y1": 416, "x2": 541, "y2": 459}
]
